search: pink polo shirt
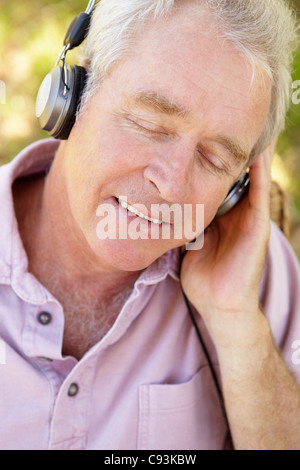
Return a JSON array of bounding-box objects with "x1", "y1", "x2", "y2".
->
[{"x1": 0, "y1": 139, "x2": 299, "y2": 450}]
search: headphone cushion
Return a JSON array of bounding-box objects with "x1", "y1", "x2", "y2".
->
[{"x1": 58, "y1": 65, "x2": 87, "y2": 140}]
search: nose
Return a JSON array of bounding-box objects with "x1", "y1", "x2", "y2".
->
[{"x1": 143, "y1": 144, "x2": 193, "y2": 203}]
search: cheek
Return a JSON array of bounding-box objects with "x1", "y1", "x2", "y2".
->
[
  {"x1": 68, "y1": 127, "x2": 140, "y2": 192},
  {"x1": 97, "y1": 133, "x2": 146, "y2": 174},
  {"x1": 191, "y1": 179, "x2": 232, "y2": 227}
]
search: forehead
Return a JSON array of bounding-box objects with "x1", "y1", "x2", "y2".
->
[{"x1": 106, "y1": 2, "x2": 271, "y2": 151}]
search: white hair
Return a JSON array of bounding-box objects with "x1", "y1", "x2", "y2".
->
[{"x1": 78, "y1": 0, "x2": 299, "y2": 159}]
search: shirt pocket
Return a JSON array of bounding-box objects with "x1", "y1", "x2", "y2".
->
[{"x1": 137, "y1": 365, "x2": 228, "y2": 450}]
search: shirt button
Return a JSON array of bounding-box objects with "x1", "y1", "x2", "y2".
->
[
  {"x1": 38, "y1": 311, "x2": 52, "y2": 325},
  {"x1": 68, "y1": 383, "x2": 79, "y2": 397}
]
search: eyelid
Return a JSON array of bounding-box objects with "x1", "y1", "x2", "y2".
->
[
  {"x1": 126, "y1": 115, "x2": 172, "y2": 136},
  {"x1": 206, "y1": 153, "x2": 226, "y2": 170},
  {"x1": 197, "y1": 146, "x2": 224, "y2": 168},
  {"x1": 203, "y1": 141, "x2": 246, "y2": 172},
  {"x1": 196, "y1": 149, "x2": 233, "y2": 177}
]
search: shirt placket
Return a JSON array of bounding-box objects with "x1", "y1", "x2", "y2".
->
[
  {"x1": 47, "y1": 286, "x2": 154, "y2": 450},
  {"x1": 49, "y1": 355, "x2": 97, "y2": 450}
]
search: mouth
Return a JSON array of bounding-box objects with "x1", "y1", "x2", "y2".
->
[{"x1": 115, "y1": 197, "x2": 165, "y2": 225}]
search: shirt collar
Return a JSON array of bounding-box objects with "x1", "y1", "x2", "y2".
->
[{"x1": 0, "y1": 139, "x2": 60, "y2": 303}]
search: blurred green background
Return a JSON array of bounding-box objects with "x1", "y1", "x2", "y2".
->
[{"x1": 0, "y1": 0, "x2": 300, "y2": 259}]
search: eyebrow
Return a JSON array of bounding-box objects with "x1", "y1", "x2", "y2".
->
[
  {"x1": 128, "y1": 91, "x2": 250, "y2": 165},
  {"x1": 130, "y1": 91, "x2": 189, "y2": 119},
  {"x1": 213, "y1": 135, "x2": 249, "y2": 166}
]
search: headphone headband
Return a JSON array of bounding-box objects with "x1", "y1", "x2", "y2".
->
[{"x1": 35, "y1": 0, "x2": 97, "y2": 140}]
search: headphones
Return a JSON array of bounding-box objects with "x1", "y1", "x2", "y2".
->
[
  {"x1": 36, "y1": 0, "x2": 249, "y2": 216},
  {"x1": 216, "y1": 171, "x2": 249, "y2": 217},
  {"x1": 35, "y1": 0, "x2": 96, "y2": 140}
]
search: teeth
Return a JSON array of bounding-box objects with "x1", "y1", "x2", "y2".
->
[{"x1": 118, "y1": 199, "x2": 163, "y2": 225}]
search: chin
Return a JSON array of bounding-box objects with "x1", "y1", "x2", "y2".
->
[{"x1": 92, "y1": 237, "x2": 174, "y2": 273}]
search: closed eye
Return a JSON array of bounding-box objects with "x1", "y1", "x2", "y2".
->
[
  {"x1": 196, "y1": 148, "x2": 229, "y2": 176},
  {"x1": 124, "y1": 116, "x2": 171, "y2": 139}
]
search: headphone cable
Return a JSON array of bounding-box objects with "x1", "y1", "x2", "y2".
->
[{"x1": 180, "y1": 251, "x2": 234, "y2": 449}]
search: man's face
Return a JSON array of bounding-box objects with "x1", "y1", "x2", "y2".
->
[{"x1": 61, "y1": 3, "x2": 271, "y2": 272}]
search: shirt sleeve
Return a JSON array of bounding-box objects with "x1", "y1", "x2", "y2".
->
[{"x1": 259, "y1": 221, "x2": 300, "y2": 381}]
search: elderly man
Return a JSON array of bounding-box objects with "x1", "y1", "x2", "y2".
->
[{"x1": 1, "y1": 0, "x2": 300, "y2": 450}]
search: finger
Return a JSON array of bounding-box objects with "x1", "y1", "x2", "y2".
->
[
  {"x1": 263, "y1": 137, "x2": 278, "y2": 173},
  {"x1": 248, "y1": 152, "x2": 271, "y2": 218}
]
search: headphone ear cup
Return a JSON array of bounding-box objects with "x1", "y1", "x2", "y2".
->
[
  {"x1": 36, "y1": 65, "x2": 87, "y2": 140},
  {"x1": 215, "y1": 172, "x2": 250, "y2": 218},
  {"x1": 58, "y1": 65, "x2": 87, "y2": 140}
]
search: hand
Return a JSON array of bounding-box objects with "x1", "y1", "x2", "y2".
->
[{"x1": 180, "y1": 141, "x2": 276, "y2": 346}]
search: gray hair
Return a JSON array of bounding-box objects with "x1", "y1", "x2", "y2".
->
[{"x1": 78, "y1": 0, "x2": 299, "y2": 160}]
